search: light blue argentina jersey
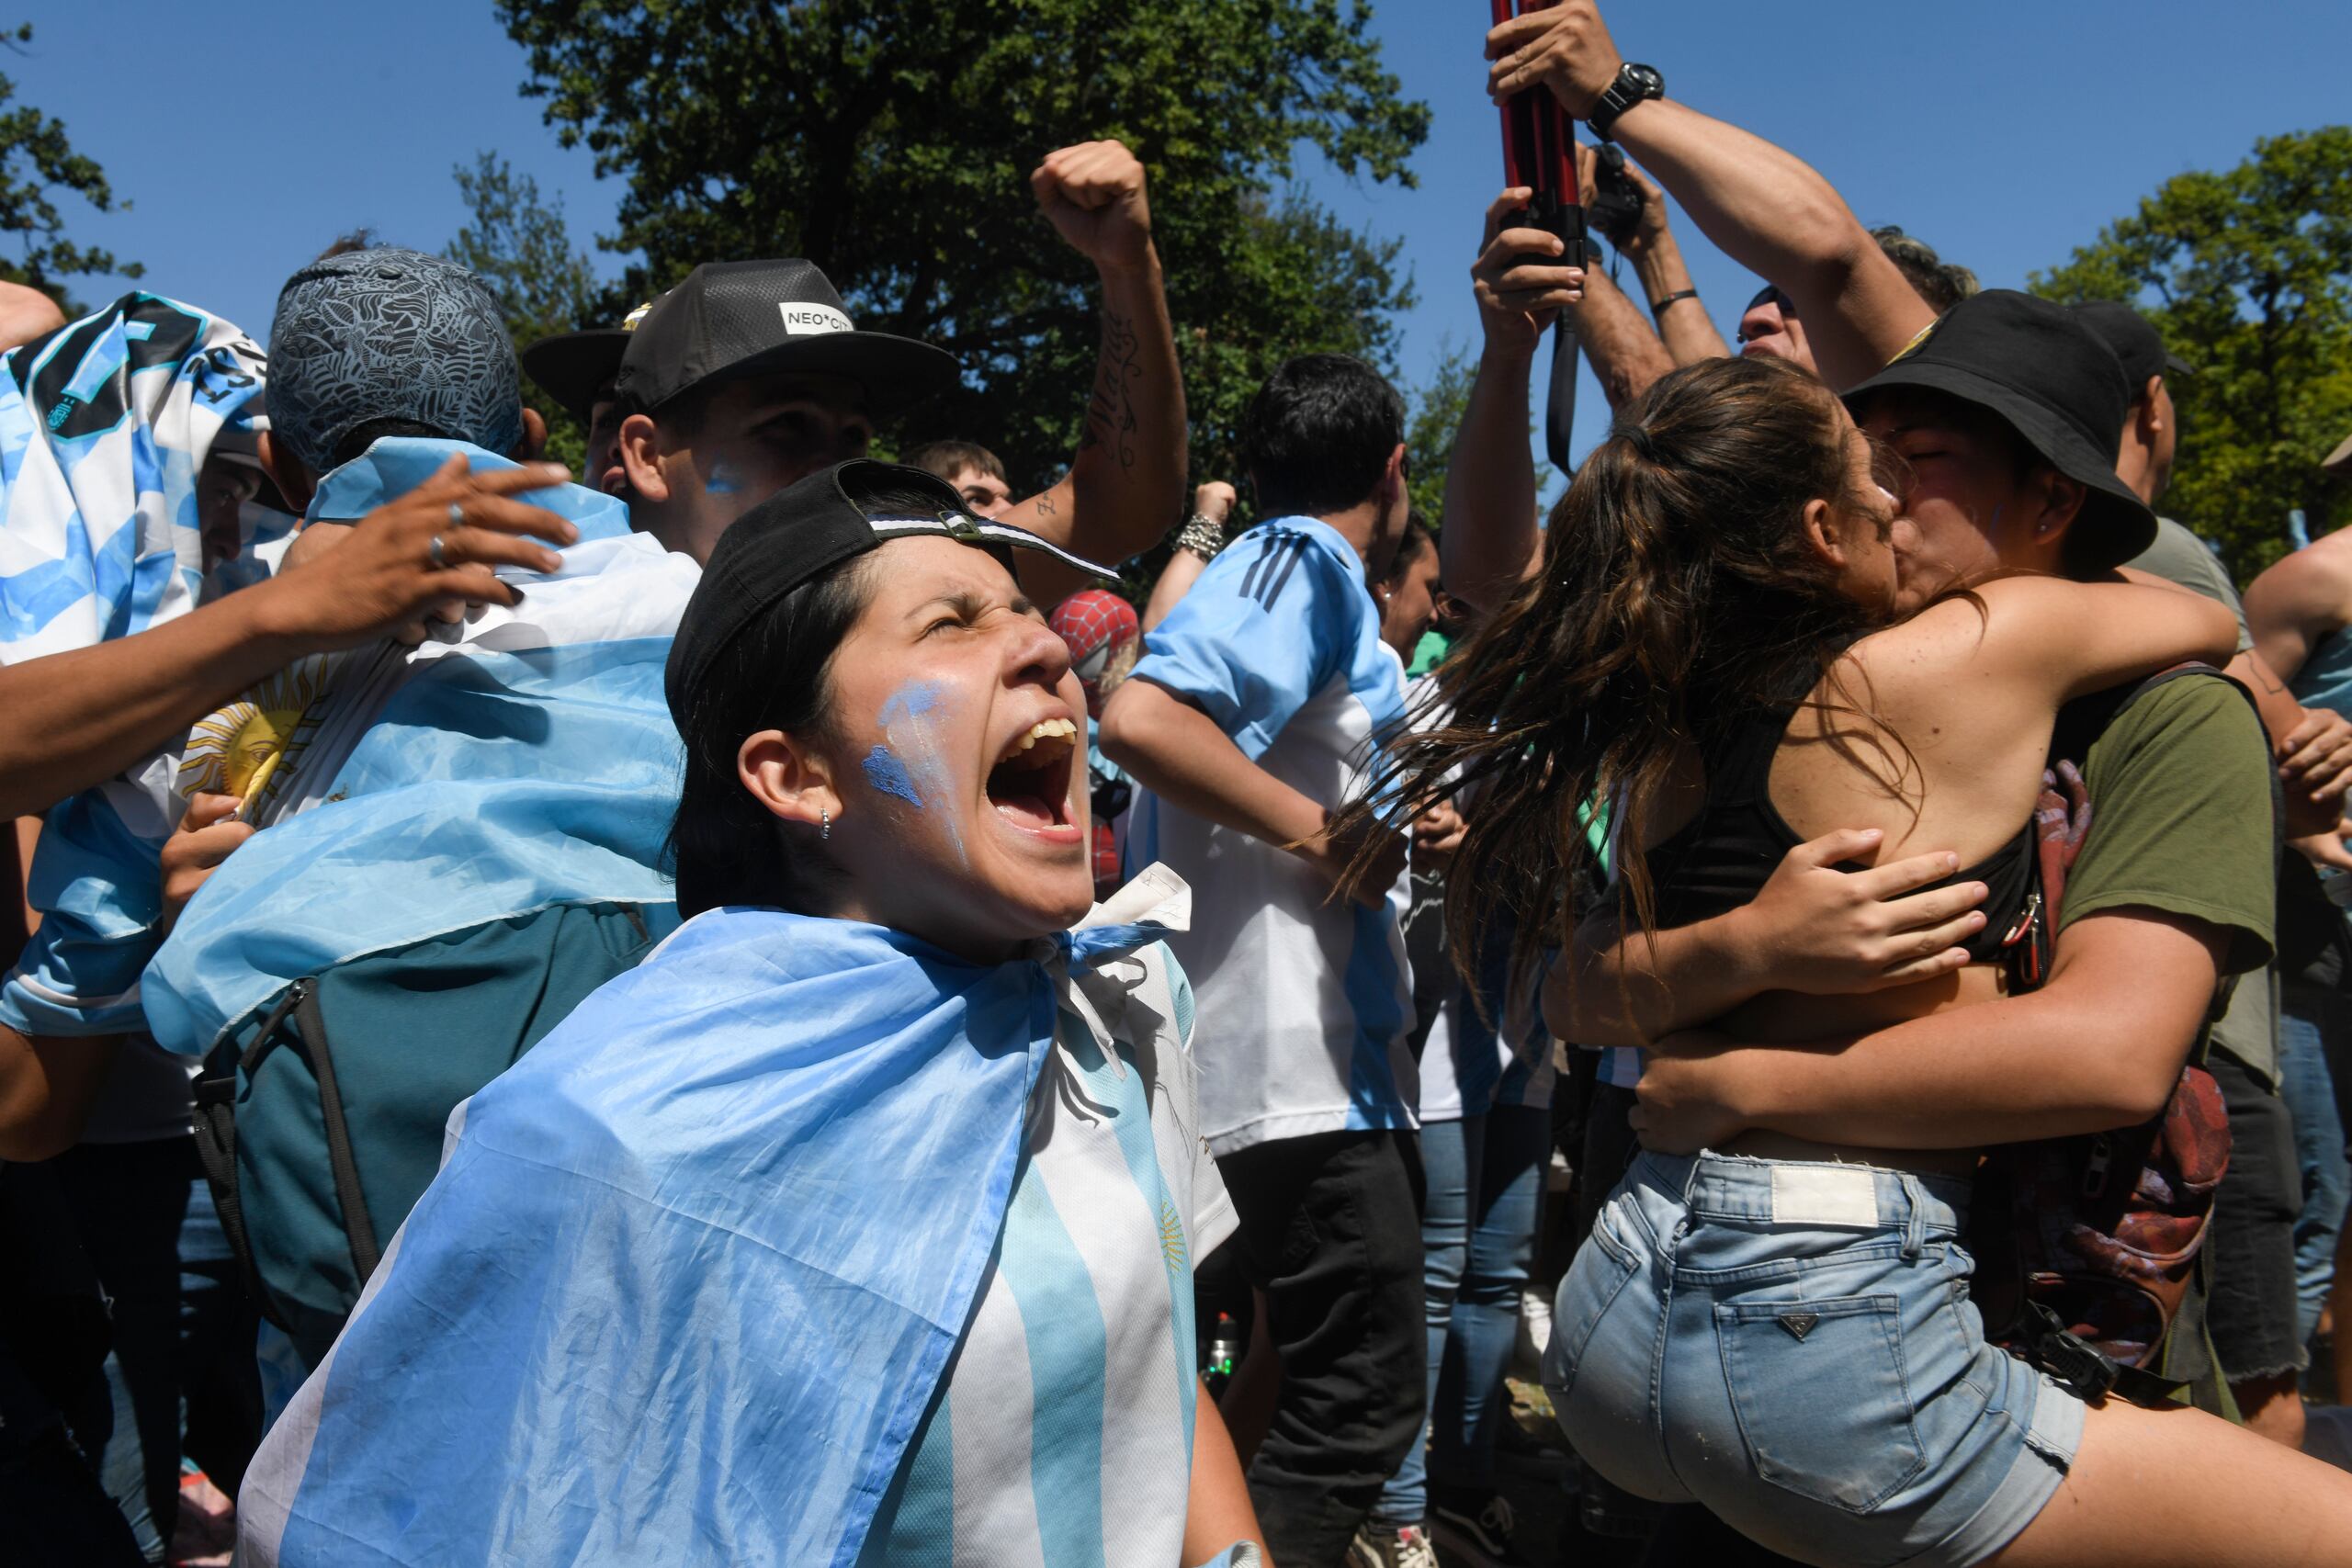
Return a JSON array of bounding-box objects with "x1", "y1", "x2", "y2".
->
[
  {"x1": 862, "y1": 922, "x2": 1238, "y2": 1567},
  {"x1": 1125, "y1": 514, "x2": 1416, "y2": 1156}
]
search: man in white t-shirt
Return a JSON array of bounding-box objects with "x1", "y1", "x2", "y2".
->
[{"x1": 1102, "y1": 352, "x2": 1420, "y2": 1567}]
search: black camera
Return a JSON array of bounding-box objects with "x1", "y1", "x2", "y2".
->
[{"x1": 1588, "y1": 143, "x2": 1645, "y2": 251}]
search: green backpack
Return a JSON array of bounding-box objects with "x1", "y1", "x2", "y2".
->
[{"x1": 190, "y1": 899, "x2": 679, "y2": 1369}]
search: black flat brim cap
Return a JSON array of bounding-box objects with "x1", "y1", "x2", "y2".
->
[
  {"x1": 617, "y1": 259, "x2": 961, "y2": 420},
  {"x1": 664, "y1": 458, "x2": 1114, "y2": 722},
  {"x1": 519, "y1": 328, "x2": 630, "y2": 424},
  {"x1": 1843, "y1": 292, "x2": 2157, "y2": 573},
  {"x1": 674, "y1": 330, "x2": 962, "y2": 419}
]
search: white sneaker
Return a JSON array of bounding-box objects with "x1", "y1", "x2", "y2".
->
[{"x1": 1513, "y1": 1284, "x2": 1554, "y2": 1374}]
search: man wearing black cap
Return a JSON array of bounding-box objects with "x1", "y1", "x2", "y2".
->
[
  {"x1": 519, "y1": 296, "x2": 662, "y2": 499},
  {"x1": 614, "y1": 139, "x2": 1185, "y2": 598}
]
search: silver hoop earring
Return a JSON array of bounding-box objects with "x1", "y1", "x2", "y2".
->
[{"x1": 820, "y1": 807, "x2": 831, "y2": 840}]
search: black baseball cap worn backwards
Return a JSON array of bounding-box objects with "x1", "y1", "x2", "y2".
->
[
  {"x1": 664, "y1": 459, "x2": 1114, "y2": 720},
  {"x1": 617, "y1": 260, "x2": 960, "y2": 419},
  {"x1": 1842, "y1": 288, "x2": 2157, "y2": 571}
]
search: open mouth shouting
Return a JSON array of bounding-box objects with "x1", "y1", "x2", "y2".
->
[{"x1": 985, "y1": 715, "x2": 1083, "y2": 845}]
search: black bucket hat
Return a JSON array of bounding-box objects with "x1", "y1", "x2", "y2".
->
[
  {"x1": 617, "y1": 260, "x2": 959, "y2": 419},
  {"x1": 1842, "y1": 289, "x2": 2157, "y2": 571},
  {"x1": 665, "y1": 459, "x2": 1113, "y2": 719}
]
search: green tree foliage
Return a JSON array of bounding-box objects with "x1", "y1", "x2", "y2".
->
[
  {"x1": 447, "y1": 152, "x2": 602, "y2": 471},
  {"x1": 2031, "y1": 127, "x2": 2352, "y2": 580},
  {"x1": 0, "y1": 23, "x2": 140, "y2": 307},
  {"x1": 1404, "y1": 338, "x2": 1477, "y2": 526},
  {"x1": 495, "y1": 0, "x2": 1428, "y2": 493}
]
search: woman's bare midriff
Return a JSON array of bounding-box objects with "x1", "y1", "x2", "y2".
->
[{"x1": 1712, "y1": 964, "x2": 2014, "y2": 1179}]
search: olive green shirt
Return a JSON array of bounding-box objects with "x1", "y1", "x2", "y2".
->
[
  {"x1": 2056, "y1": 672, "x2": 2277, "y2": 1081},
  {"x1": 2126, "y1": 518, "x2": 2256, "y2": 657}
]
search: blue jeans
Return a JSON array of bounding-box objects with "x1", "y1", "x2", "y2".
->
[
  {"x1": 1374, "y1": 1105, "x2": 1548, "y2": 1525},
  {"x1": 1546, "y1": 1153, "x2": 2081, "y2": 1568},
  {"x1": 2278, "y1": 981, "x2": 2351, "y2": 1349}
]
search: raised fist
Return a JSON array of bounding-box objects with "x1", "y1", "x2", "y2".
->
[{"x1": 1033, "y1": 141, "x2": 1154, "y2": 273}]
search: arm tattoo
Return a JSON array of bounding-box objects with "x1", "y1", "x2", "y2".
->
[{"x1": 1081, "y1": 309, "x2": 1142, "y2": 472}]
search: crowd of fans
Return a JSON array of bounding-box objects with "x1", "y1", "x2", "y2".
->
[{"x1": 6, "y1": 4, "x2": 2352, "y2": 1565}]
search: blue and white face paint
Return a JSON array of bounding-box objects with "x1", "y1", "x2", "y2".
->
[
  {"x1": 802, "y1": 536, "x2": 1096, "y2": 956},
  {"x1": 877, "y1": 679, "x2": 965, "y2": 863},
  {"x1": 861, "y1": 745, "x2": 922, "y2": 808}
]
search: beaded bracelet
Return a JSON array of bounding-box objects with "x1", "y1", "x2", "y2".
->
[{"x1": 1174, "y1": 513, "x2": 1227, "y2": 560}]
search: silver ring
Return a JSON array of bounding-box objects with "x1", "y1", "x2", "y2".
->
[
  {"x1": 447, "y1": 501, "x2": 465, "y2": 528},
  {"x1": 427, "y1": 533, "x2": 448, "y2": 570}
]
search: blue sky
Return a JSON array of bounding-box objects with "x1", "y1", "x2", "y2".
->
[{"x1": 17, "y1": 0, "x2": 2350, "y2": 475}]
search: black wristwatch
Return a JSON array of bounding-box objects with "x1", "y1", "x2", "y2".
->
[{"x1": 1587, "y1": 62, "x2": 1664, "y2": 141}]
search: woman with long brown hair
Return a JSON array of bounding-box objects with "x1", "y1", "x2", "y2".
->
[{"x1": 1351, "y1": 351, "x2": 2352, "y2": 1566}]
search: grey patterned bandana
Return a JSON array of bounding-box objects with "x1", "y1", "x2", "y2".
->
[{"x1": 268, "y1": 247, "x2": 523, "y2": 477}]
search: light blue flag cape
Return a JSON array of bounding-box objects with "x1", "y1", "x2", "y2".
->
[
  {"x1": 140, "y1": 437, "x2": 700, "y2": 1058},
  {"x1": 238, "y1": 902, "x2": 1179, "y2": 1568}
]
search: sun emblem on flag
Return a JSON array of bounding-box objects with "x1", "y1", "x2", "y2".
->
[
  {"x1": 1159, "y1": 1199, "x2": 1187, "y2": 1275},
  {"x1": 178, "y1": 658, "x2": 329, "y2": 813}
]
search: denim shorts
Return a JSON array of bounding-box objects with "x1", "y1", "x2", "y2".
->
[{"x1": 1544, "y1": 1151, "x2": 2084, "y2": 1568}]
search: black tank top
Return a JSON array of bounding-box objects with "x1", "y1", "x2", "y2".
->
[{"x1": 1642, "y1": 680, "x2": 2036, "y2": 964}]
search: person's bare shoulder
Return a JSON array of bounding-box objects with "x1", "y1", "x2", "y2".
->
[
  {"x1": 1847, "y1": 588, "x2": 2001, "y2": 676},
  {"x1": 2247, "y1": 535, "x2": 2352, "y2": 633},
  {"x1": 1846, "y1": 578, "x2": 2119, "y2": 703}
]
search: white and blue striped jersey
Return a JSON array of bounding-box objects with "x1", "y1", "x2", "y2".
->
[
  {"x1": 1124, "y1": 515, "x2": 1418, "y2": 1156},
  {"x1": 861, "y1": 931, "x2": 1238, "y2": 1567},
  {"x1": 0, "y1": 298, "x2": 275, "y2": 1140}
]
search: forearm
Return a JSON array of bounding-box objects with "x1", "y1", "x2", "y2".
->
[
  {"x1": 1712, "y1": 916, "x2": 2216, "y2": 1146},
  {"x1": 1574, "y1": 267, "x2": 1677, "y2": 412},
  {"x1": 1564, "y1": 906, "x2": 1770, "y2": 1045},
  {"x1": 0, "y1": 1025, "x2": 124, "y2": 1163},
  {"x1": 1440, "y1": 342, "x2": 1543, "y2": 613},
  {"x1": 2228, "y1": 648, "x2": 2301, "y2": 747},
  {"x1": 1719, "y1": 998, "x2": 2181, "y2": 1148},
  {"x1": 1629, "y1": 232, "x2": 1731, "y2": 364},
  {"x1": 0, "y1": 582, "x2": 308, "y2": 819},
  {"x1": 1067, "y1": 249, "x2": 1188, "y2": 567},
  {"x1": 1143, "y1": 548, "x2": 1210, "y2": 634},
  {"x1": 1102, "y1": 683, "x2": 1325, "y2": 853},
  {"x1": 2232, "y1": 647, "x2": 2352, "y2": 836},
  {"x1": 1609, "y1": 99, "x2": 1933, "y2": 388},
  {"x1": 2247, "y1": 618, "x2": 2314, "y2": 687},
  {"x1": 1182, "y1": 1382, "x2": 1263, "y2": 1566}
]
